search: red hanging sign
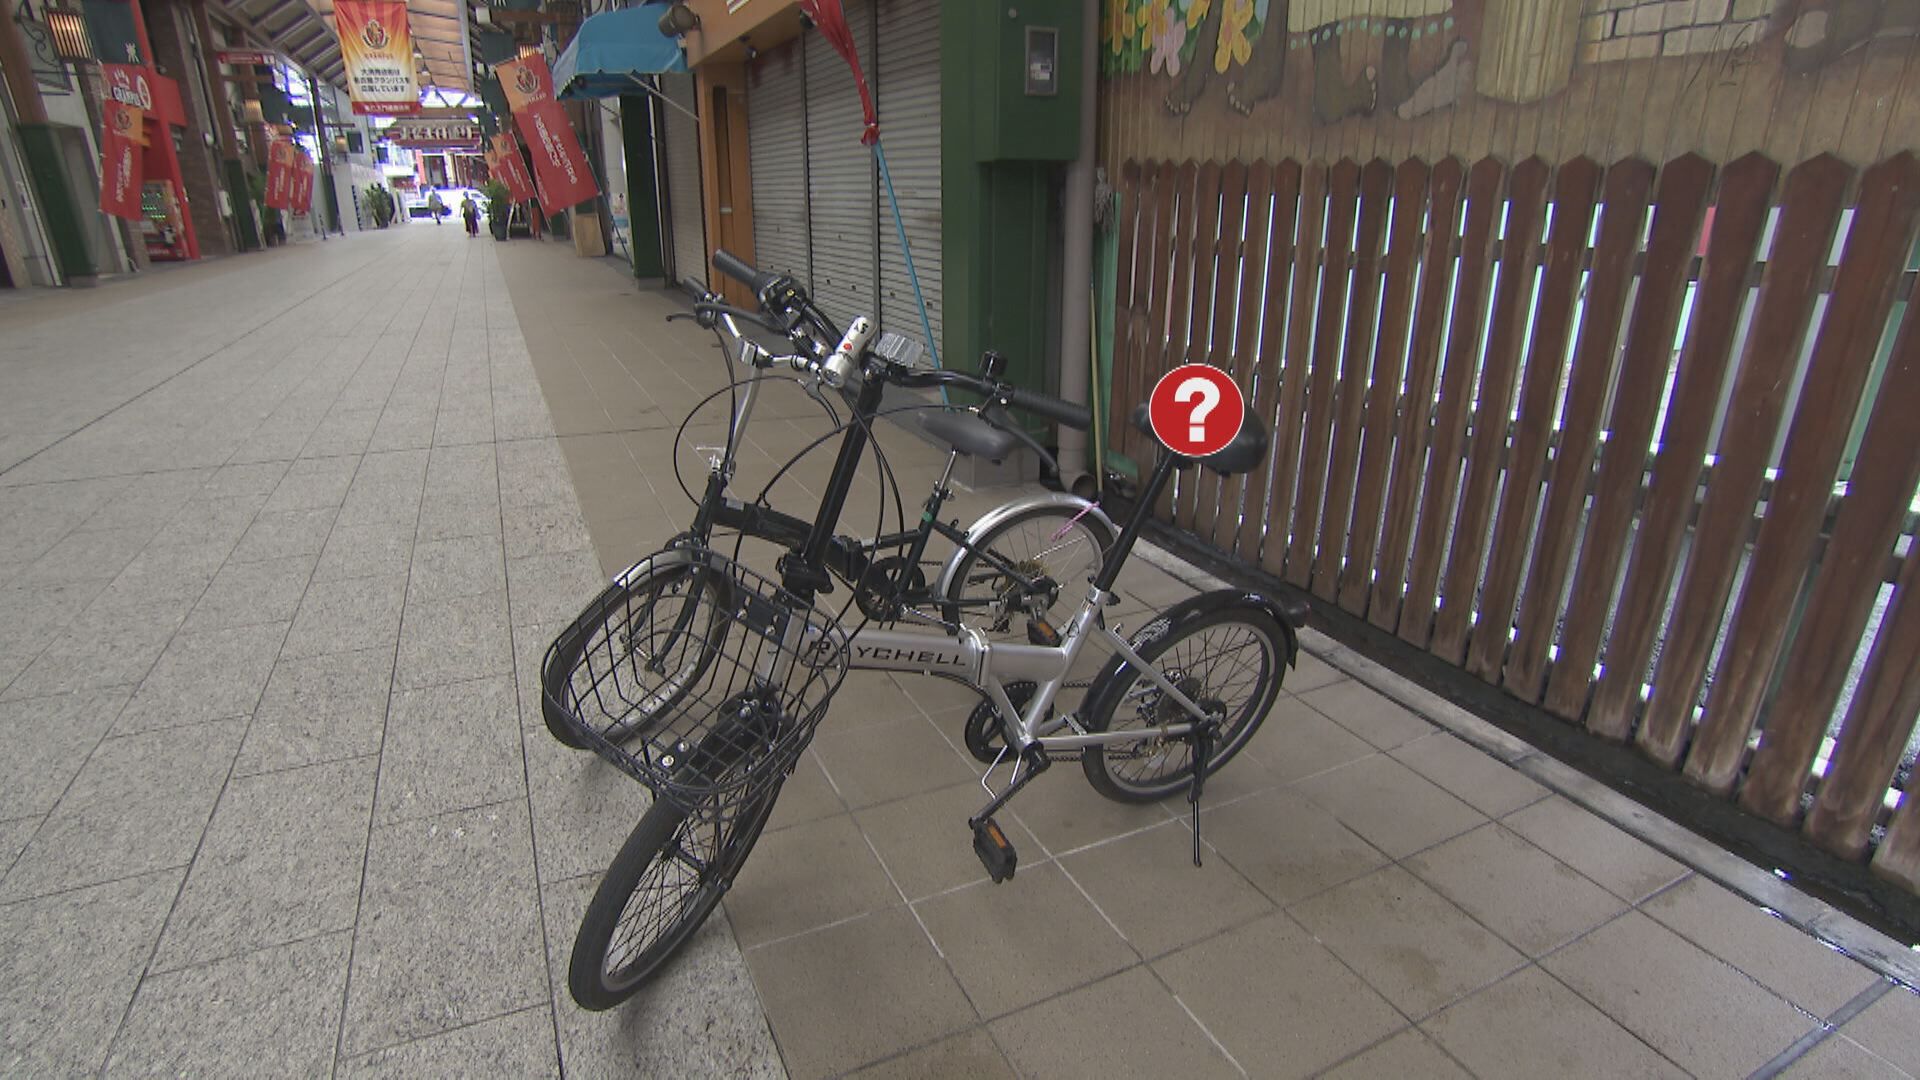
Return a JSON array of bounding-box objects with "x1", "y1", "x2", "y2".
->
[
  {"x1": 265, "y1": 140, "x2": 296, "y2": 210},
  {"x1": 514, "y1": 100, "x2": 597, "y2": 214},
  {"x1": 293, "y1": 153, "x2": 314, "y2": 214},
  {"x1": 99, "y1": 99, "x2": 145, "y2": 221},
  {"x1": 489, "y1": 135, "x2": 536, "y2": 205},
  {"x1": 495, "y1": 54, "x2": 555, "y2": 112},
  {"x1": 335, "y1": 0, "x2": 421, "y2": 115}
]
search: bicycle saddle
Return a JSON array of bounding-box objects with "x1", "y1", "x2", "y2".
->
[
  {"x1": 920, "y1": 408, "x2": 1020, "y2": 463},
  {"x1": 1130, "y1": 401, "x2": 1269, "y2": 475}
]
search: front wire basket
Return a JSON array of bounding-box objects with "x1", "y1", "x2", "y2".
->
[{"x1": 542, "y1": 546, "x2": 849, "y2": 822}]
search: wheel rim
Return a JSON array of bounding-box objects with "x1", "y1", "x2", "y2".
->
[
  {"x1": 600, "y1": 812, "x2": 730, "y2": 989},
  {"x1": 960, "y1": 514, "x2": 1108, "y2": 634},
  {"x1": 1103, "y1": 622, "x2": 1275, "y2": 792}
]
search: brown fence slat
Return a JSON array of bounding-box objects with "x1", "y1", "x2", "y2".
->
[
  {"x1": 1122, "y1": 161, "x2": 1178, "y2": 472},
  {"x1": 1157, "y1": 161, "x2": 1206, "y2": 524},
  {"x1": 1315, "y1": 159, "x2": 1395, "y2": 603},
  {"x1": 1543, "y1": 154, "x2": 1716, "y2": 722},
  {"x1": 1175, "y1": 161, "x2": 1227, "y2": 535},
  {"x1": 1261, "y1": 164, "x2": 1326, "y2": 580},
  {"x1": 1214, "y1": 161, "x2": 1276, "y2": 556},
  {"x1": 1341, "y1": 158, "x2": 1432, "y2": 615},
  {"x1": 1810, "y1": 531, "x2": 1920, "y2": 858},
  {"x1": 1586, "y1": 153, "x2": 1780, "y2": 739},
  {"x1": 1688, "y1": 153, "x2": 1920, "y2": 795},
  {"x1": 1236, "y1": 162, "x2": 1302, "y2": 566},
  {"x1": 1109, "y1": 162, "x2": 1145, "y2": 465},
  {"x1": 1185, "y1": 161, "x2": 1247, "y2": 541},
  {"x1": 1371, "y1": 158, "x2": 1466, "y2": 632},
  {"x1": 1286, "y1": 160, "x2": 1361, "y2": 588},
  {"x1": 1466, "y1": 158, "x2": 1604, "y2": 683},
  {"x1": 1504, "y1": 160, "x2": 1655, "y2": 703},
  {"x1": 1637, "y1": 155, "x2": 1852, "y2": 766},
  {"x1": 1744, "y1": 285, "x2": 1920, "y2": 824},
  {"x1": 1432, "y1": 157, "x2": 1553, "y2": 666},
  {"x1": 1398, "y1": 157, "x2": 1506, "y2": 648},
  {"x1": 1874, "y1": 788, "x2": 1920, "y2": 892}
]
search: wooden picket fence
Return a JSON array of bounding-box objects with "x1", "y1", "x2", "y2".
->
[{"x1": 1109, "y1": 151, "x2": 1920, "y2": 895}]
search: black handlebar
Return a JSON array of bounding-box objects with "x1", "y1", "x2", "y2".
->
[
  {"x1": 712, "y1": 249, "x2": 779, "y2": 296},
  {"x1": 1002, "y1": 386, "x2": 1093, "y2": 431}
]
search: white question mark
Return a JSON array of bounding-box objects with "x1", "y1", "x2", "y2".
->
[{"x1": 1174, "y1": 377, "x2": 1221, "y2": 445}]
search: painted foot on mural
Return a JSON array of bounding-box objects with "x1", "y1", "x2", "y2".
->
[{"x1": 1397, "y1": 40, "x2": 1472, "y2": 121}]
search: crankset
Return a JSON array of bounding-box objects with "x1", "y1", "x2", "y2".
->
[
  {"x1": 964, "y1": 681, "x2": 1033, "y2": 764},
  {"x1": 853, "y1": 555, "x2": 927, "y2": 622}
]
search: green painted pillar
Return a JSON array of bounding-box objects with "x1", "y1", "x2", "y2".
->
[
  {"x1": 621, "y1": 93, "x2": 665, "y2": 279},
  {"x1": 16, "y1": 124, "x2": 97, "y2": 283}
]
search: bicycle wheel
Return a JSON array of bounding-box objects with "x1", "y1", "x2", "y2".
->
[
  {"x1": 1080, "y1": 600, "x2": 1286, "y2": 803},
  {"x1": 568, "y1": 781, "x2": 780, "y2": 1010},
  {"x1": 542, "y1": 553, "x2": 733, "y2": 750},
  {"x1": 940, "y1": 504, "x2": 1115, "y2": 636}
]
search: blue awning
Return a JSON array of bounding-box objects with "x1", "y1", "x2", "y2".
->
[{"x1": 552, "y1": 3, "x2": 688, "y2": 101}]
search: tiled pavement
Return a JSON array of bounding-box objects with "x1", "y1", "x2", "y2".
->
[{"x1": 1, "y1": 226, "x2": 1915, "y2": 1078}]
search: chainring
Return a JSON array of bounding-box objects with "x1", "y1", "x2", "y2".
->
[
  {"x1": 965, "y1": 681, "x2": 1035, "y2": 764},
  {"x1": 854, "y1": 556, "x2": 927, "y2": 621}
]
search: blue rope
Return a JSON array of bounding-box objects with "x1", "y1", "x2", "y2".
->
[{"x1": 872, "y1": 141, "x2": 942, "y2": 373}]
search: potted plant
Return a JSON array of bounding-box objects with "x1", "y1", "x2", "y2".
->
[{"x1": 483, "y1": 179, "x2": 512, "y2": 240}]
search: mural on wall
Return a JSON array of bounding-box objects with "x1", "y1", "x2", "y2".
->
[{"x1": 1106, "y1": 0, "x2": 1920, "y2": 125}]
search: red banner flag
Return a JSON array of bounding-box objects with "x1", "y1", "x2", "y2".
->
[
  {"x1": 293, "y1": 154, "x2": 314, "y2": 214},
  {"x1": 99, "y1": 99, "x2": 145, "y2": 221},
  {"x1": 489, "y1": 135, "x2": 536, "y2": 205},
  {"x1": 514, "y1": 100, "x2": 597, "y2": 214},
  {"x1": 265, "y1": 141, "x2": 296, "y2": 210},
  {"x1": 495, "y1": 54, "x2": 555, "y2": 113}
]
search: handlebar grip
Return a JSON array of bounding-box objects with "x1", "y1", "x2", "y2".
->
[
  {"x1": 1002, "y1": 386, "x2": 1093, "y2": 432},
  {"x1": 712, "y1": 249, "x2": 778, "y2": 296}
]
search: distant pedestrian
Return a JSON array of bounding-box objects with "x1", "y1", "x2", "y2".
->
[
  {"x1": 461, "y1": 194, "x2": 480, "y2": 237},
  {"x1": 428, "y1": 190, "x2": 446, "y2": 225}
]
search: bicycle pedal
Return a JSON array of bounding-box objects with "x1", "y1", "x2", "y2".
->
[
  {"x1": 972, "y1": 817, "x2": 1018, "y2": 883},
  {"x1": 1026, "y1": 618, "x2": 1062, "y2": 648}
]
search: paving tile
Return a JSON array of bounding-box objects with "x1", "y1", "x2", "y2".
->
[
  {"x1": 0, "y1": 869, "x2": 183, "y2": 1077},
  {"x1": 1061, "y1": 821, "x2": 1275, "y2": 958},
  {"x1": 0, "y1": 689, "x2": 130, "y2": 820},
  {"x1": 203, "y1": 461, "x2": 292, "y2": 499},
  {"x1": 1299, "y1": 678, "x2": 1436, "y2": 750},
  {"x1": 1320, "y1": 1028, "x2": 1470, "y2": 1079},
  {"x1": 96, "y1": 542, "x2": 230, "y2": 607},
  {"x1": 262, "y1": 457, "x2": 358, "y2": 512},
  {"x1": 334, "y1": 480, "x2": 423, "y2": 528},
  {"x1": 1289, "y1": 865, "x2": 1526, "y2": 1018},
  {"x1": 1291, "y1": 753, "x2": 1486, "y2": 860},
  {"x1": 1201, "y1": 787, "x2": 1388, "y2": 906},
  {"x1": 2, "y1": 601, "x2": 189, "y2": 700},
  {"x1": 423, "y1": 444, "x2": 499, "y2": 497},
  {"x1": 511, "y1": 621, "x2": 559, "y2": 730},
  {"x1": 1422, "y1": 965, "x2": 1686, "y2": 1079},
  {"x1": 416, "y1": 491, "x2": 503, "y2": 543},
  {"x1": 1154, "y1": 911, "x2": 1404, "y2": 1078},
  {"x1": 314, "y1": 520, "x2": 417, "y2": 583},
  {"x1": 1839, "y1": 984, "x2": 1920, "y2": 1072},
  {"x1": 154, "y1": 757, "x2": 375, "y2": 970},
  {"x1": 1503, "y1": 796, "x2": 1687, "y2": 903},
  {"x1": 377, "y1": 676, "x2": 524, "y2": 825},
  {"x1": 1542, "y1": 910, "x2": 1810, "y2": 1078},
  {"x1": 506, "y1": 550, "x2": 604, "y2": 627},
  {"x1": 521, "y1": 726, "x2": 654, "y2": 885},
  {"x1": 0, "y1": 719, "x2": 243, "y2": 901},
  {"x1": 844, "y1": 1028, "x2": 1015, "y2": 1080},
  {"x1": 917, "y1": 862, "x2": 1136, "y2": 1017},
  {"x1": 503, "y1": 500, "x2": 593, "y2": 559},
  {"x1": 764, "y1": 749, "x2": 847, "y2": 834},
  {"x1": 184, "y1": 554, "x2": 317, "y2": 633},
  {"x1": 145, "y1": 493, "x2": 267, "y2": 552},
  {"x1": 724, "y1": 812, "x2": 900, "y2": 948},
  {"x1": 1001, "y1": 767, "x2": 1174, "y2": 857},
  {"x1": 988, "y1": 965, "x2": 1238, "y2": 1080},
  {"x1": 407, "y1": 535, "x2": 505, "y2": 603},
  {"x1": 1243, "y1": 693, "x2": 1377, "y2": 783},
  {"x1": 0, "y1": 817, "x2": 37, "y2": 867},
  {"x1": 280, "y1": 574, "x2": 407, "y2": 660},
  {"x1": 105, "y1": 932, "x2": 351, "y2": 1079},
  {"x1": 854, "y1": 781, "x2": 1036, "y2": 900},
  {"x1": 15, "y1": 526, "x2": 152, "y2": 585},
  {"x1": 115, "y1": 622, "x2": 287, "y2": 735},
  {"x1": 393, "y1": 590, "x2": 512, "y2": 689},
  {"x1": 538, "y1": 878, "x2": 781, "y2": 1078},
  {"x1": 1779, "y1": 1034, "x2": 1913, "y2": 1079},
  {"x1": 230, "y1": 507, "x2": 339, "y2": 563},
  {"x1": 1404, "y1": 823, "x2": 1627, "y2": 957},
  {"x1": 235, "y1": 649, "x2": 393, "y2": 776},
  {"x1": 1390, "y1": 732, "x2": 1549, "y2": 817},
  {"x1": 1641, "y1": 875, "x2": 1878, "y2": 1019},
  {"x1": 339, "y1": 1006, "x2": 558, "y2": 1079},
  {"x1": 746, "y1": 905, "x2": 977, "y2": 1079},
  {"x1": 810, "y1": 713, "x2": 981, "y2": 811},
  {"x1": 341, "y1": 800, "x2": 546, "y2": 1057}
]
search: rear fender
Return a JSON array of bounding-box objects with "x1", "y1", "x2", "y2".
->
[{"x1": 932, "y1": 492, "x2": 1118, "y2": 600}]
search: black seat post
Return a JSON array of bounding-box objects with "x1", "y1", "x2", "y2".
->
[{"x1": 1091, "y1": 450, "x2": 1180, "y2": 594}]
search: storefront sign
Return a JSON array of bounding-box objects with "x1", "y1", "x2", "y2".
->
[
  {"x1": 100, "y1": 100, "x2": 145, "y2": 221},
  {"x1": 382, "y1": 118, "x2": 482, "y2": 147},
  {"x1": 217, "y1": 49, "x2": 277, "y2": 67},
  {"x1": 334, "y1": 0, "x2": 421, "y2": 115}
]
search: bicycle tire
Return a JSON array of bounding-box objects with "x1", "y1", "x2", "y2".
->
[
  {"x1": 1079, "y1": 599, "x2": 1286, "y2": 803},
  {"x1": 567, "y1": 780, "x2": 780, "y2": 1010},
  {"x1": 543, "y1": 555, "x2": 733, "y2": 750},
  {"x1": 939, "y1": 504, "x2": 1115, "y2": 636}
]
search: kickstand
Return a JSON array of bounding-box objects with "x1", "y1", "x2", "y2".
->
[{"x1": 1187, "y1": 719, "x2": 1216, "y2": 868}]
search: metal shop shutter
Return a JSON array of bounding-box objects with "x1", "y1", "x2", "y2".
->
[
  {"x1": 748, "y1": 38, "x2": 810, "y2": 288},
  {"x1": 660, "y1": 73, "x2": 707, "y2": 291},
  {"x1": 804, "y1": 0, "x2": 877, "y2": 331},
  {"x1": 875, "y1": 0, "x2": 942, "y2": 360}
]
